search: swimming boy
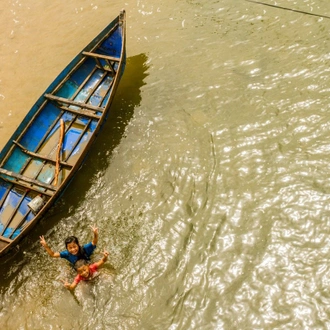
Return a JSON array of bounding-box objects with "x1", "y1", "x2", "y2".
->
[
  {"x1": 39, "y1": 225, "x2": 98, "y2": 265},
  {"x1": 62, "y1": 250, "x2": 109, "y2": 290}
]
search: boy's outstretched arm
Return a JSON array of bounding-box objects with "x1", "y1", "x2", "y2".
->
[
  {"x1": 61, "y1": 279, "x2": 78, "y2": 291},
  {"x1": 94, "y1": 251, "x2": 109, "y2": 268},
  {"x1": 39, "y1": 236, "x2": 60, "y2": 258},
  {"x1": 90, "y1": 225, "x2": 98, "y2": 246}
]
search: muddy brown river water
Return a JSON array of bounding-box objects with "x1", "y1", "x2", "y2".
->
[{"x1": 1, "y1": 0, "x2": 330, "y2": 329}]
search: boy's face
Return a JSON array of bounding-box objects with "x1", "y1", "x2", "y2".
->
[
  {"x1": 77, "y1": 265, "x2": 90, "y2": 278},
  {"x1": 67, "y1": 242, "x2": 79, "y2": 255}
]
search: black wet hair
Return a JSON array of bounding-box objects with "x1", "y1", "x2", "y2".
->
[
  {"x1": 65, "y1": 236, "x2": 80, "y2": 248},
  {"x1": 74, "y1": 259, "x2": 89, "y2": 270},
  {"x1": 64, "y1": 236, "x2": 89, "y2": 261}
]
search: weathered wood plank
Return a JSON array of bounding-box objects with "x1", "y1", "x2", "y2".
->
[
  {"x1": 2, "y1": 179, "x2": 53, "y2": 197},
  {"x1": 0, "y1": 168, "x2": 57, "y2": 192},
  {"x1": 13, "y1": 141, "x2": 73, "y2": 168},
  {"x1": 45, "y1": 94, "x2": 105, "y2": 112},
  {"x1": 83, "y1": 52, "x2": 117, "y2": 74},
  {"x1": 82, "y1": 51, "x2": 120, "y2": 62},
  {"x1": 58, "y1": 105, "x2": 101, "y2": 120}
]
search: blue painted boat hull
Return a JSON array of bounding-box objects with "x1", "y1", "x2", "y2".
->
[{"x1": 0, "y1": 10, "x2": 126, "y2": 256}]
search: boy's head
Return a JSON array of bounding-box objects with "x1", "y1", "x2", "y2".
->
[
  {"x1": 65, "y1": 236, "x2": 80, "y2": 256},
  {"x1": 74, "y1": 259, "x2": 90, "y2": 278}
]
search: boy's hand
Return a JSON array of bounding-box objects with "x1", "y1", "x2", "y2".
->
[
  {"x1": 60, "y1": 279, "x2": 71, "y2": 289},
  {"x1": 39, "y1": 235, "x2": 47, "y2": 247},
  {"x1": 91, "y1": 225, "x2": 99, "y2": 246},
  {"x1": 90, "y1": 225, "x2": 98, "y2": 235},
  {"x1": 102, "y1": 251, "x2": 109, "y2": 260}
]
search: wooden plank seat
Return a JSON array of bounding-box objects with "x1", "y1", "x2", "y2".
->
[
  {"x1": 58, "y1": 105, "x2": 101, "y2": 120},
  {"x1": 82, "y1": 51, "x2": 119, "y2": 74},
  {"x1": 82, "y1": 51, "x2": 120, "y2": 62},
  {"x1": 13, "y1": 141, "x2": 73, "y2": 169},
  {"x1": 44, "y1": 94, "x2": 105, "y2": 112},
  {"x1": 3, "y1": 179, "x2": 53, "y2": 197},
  {"x1": 0, "y1": 168, "x2": 57, "y2": 192}
]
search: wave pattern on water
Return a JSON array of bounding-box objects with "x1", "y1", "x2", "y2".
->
[{"x1": 2, "y1": 0, "x2": 330, "y2": 329}]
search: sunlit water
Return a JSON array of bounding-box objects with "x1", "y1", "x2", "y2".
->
[{"x1": 1, "y1": 0, "x2": 330, "y2": 329}]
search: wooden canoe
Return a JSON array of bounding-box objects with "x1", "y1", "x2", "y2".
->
[{"x1": 0, "y1": 10, "x2": 126, "y2": 257}]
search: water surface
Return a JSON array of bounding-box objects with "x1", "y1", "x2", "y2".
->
[{"x1": 1, "y1": 0, "x2": 330, "y2": 329}]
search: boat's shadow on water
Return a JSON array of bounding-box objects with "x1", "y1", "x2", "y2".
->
[{"x1": 0, "y1": 53, "x2": 149, "y2": 282}]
